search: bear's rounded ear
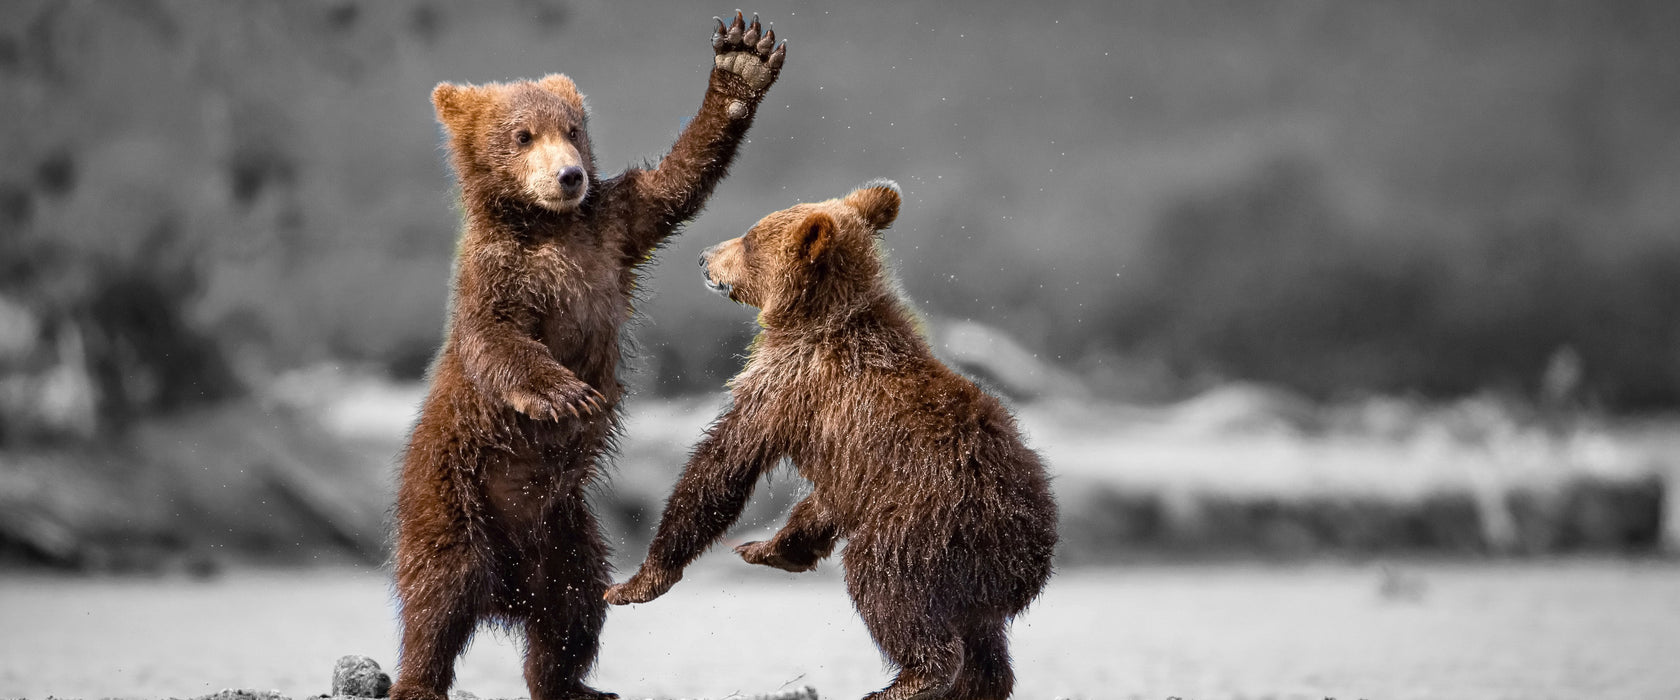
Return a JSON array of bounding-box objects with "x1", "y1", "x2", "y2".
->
[
  {"x1": 432, "y1": 82, "x2": 487, "y2": 134},
  {"x1": 538, "y1": 74, "x2": 587, "y2": 111},
  {"x1": 843, "y1": 179, "x2": 901, "y2": 231},
  {"x1": 797, "y1": 211, "x2": 836, "y2": 264}
]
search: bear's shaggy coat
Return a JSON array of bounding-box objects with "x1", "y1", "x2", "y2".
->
[
  {"x1": 392, "y1": 14, "x2": 785, "y2": 700},
  {"x1": 606, "y1": 182, "x2": 1058, "y2": 700}
]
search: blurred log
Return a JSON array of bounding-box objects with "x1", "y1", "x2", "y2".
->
[
  {"x1": 0, "y1": 501, "x2": 83, "y2": 567},
  {"x1": 1058, "y1": 472, "x2": 1666, "y2": 563},
  {"x1": 934, "y1": 319, "x2": 1087, "y2": 401},
  {"x1": 250, "y1": 430, "x2": 387, "y2": 564},
  {"x1": 1505, "y1": 474, "x2": 1665, "y2": 554},
  {"x1": 1665, "y1": 469, "x2": 1680, "y2": 554}
]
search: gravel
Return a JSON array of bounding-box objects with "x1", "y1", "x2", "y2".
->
[{"x1": 1, "y1": 561, "x2": 1677, "y2": 699}]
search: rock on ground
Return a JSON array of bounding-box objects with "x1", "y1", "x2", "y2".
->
[{"x1": 329, "y1": 656, "x2": 390, "y2": 698}]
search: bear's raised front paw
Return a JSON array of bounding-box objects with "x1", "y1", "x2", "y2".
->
[
  {"x1": 734, "y1": 540, "x2": 817, "y2": 573},
  {"x1": 712, "y1": 10, "x2": 785, "y2": 95},
  {"x1": 603, "y1": 567, "x2": 680, "y2": 605},
  {"x1": 506, "y1": 379, "x2": 605, "y2": 422}
]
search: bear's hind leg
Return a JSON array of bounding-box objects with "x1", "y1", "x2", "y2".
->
[
  {"x1": 523, "y1": 606, "x2": 615, "y2": 700},
  {"x1": 860, "y1": 630, "x2": 963, "y2": 700},
  {"x1": 522, "y1": 497, "x2": 616, "y2": 700},
  {"x1": 849, "y1": 565, "x2": 963, "y2": 700},
  {"x1": 391, "y1": 549, "x2": 483, "y2": 700},
  {"x1": 948, "y1": 618, "x2": 1014, "y2": 700}
]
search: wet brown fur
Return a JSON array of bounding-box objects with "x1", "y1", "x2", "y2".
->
[
  {"x1": 391, "y1": 14, "x2": 786, "y2": 700},
  {"x1": 606, "y1": 182, "x2": 1059, "y2": 700}
]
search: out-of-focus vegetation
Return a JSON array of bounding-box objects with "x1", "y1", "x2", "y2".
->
[{"x1": 5, "y1": 0, "x2": 1680, "y2": 420}]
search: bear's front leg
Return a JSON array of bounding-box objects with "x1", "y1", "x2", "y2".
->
[
  {"x1": 453, "y1": 253, "x2": 607, "y2": 421},
  {"x1": 602, "y1": 565, "x2": 682, "y2": 606},
  {"x1": 605, "y1": 407, "x2": 778, "y2": 605},
  {"x1": 619, "y1": 11, "x2": 787, "y2": 259},
  {"x1": 735, "y1": 494, "x2": 837, "y2": 573}
]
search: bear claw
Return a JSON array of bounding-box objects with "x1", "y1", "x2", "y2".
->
[
  {"x1": 726, "y1": 11, "x2": 743, "y2": 44},
  {"x1": 509, "y1": 381, "x2": 606, "y2": 422},
  {"x1": 711, "y1": 9, "x2": 784, "y2": 93}
]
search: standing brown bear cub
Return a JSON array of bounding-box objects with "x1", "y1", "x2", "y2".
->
[
  {"x1": 392, "y1": 13, "x2": 785, "y2": 700},
  {"x1": 606, "y1": 182, "x2": 1059, "y2": 700}
]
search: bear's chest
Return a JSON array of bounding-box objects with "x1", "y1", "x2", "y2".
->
[{"x1": 524, "y1": 241, "x2": 630, "y2": 360}]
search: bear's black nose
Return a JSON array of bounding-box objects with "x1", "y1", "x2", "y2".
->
[{"x1": 558, "y1": 166, "x2": 585, "y2": 193}]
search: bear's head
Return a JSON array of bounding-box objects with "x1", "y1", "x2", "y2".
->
[
  {"x1": 700, "y1": 180, "x2": 902, "y2": 324},
  {"x1": 432, "y1": 74, "x2": 596, "y2": 213}
]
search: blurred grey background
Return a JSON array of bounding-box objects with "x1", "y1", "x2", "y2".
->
[
  {"x1": 3, "y1": 2, "x2": 1680, "y2": 698},
  {"x1": 8, "y1": 0, "x2": 1680, "y2": 408}
]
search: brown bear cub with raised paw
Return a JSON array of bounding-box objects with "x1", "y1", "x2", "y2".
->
[
  {"x1": 391, "y1": 13, "x2": 785, "y2": 700},
  {"x1": 605, "y1": 182, "x2": 1059, "y2": 700}
]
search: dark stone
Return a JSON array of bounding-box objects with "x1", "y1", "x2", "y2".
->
[{"x1": 331, "y1": 655, "x2": 391, "y2": 698}]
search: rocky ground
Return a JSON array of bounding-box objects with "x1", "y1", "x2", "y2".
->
[{"x1": 2, "y1": 561, "x2": 1678, "y2": 700}]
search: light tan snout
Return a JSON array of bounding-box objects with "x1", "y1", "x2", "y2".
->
[
  {"x1": 700, "y1": 237, "x2": 750, "y2": 305},
  {"x1": 522, "y1": 134, "x2": 587, "y2": 211}
]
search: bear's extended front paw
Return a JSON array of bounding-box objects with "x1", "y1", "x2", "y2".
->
[
  {"x1": 506, "y1": 379, "x2": 605, "y2": 422},
  {"x1": 711, "y1": 10, "x2": 785, "y2": 97},
  {"x1": 603, "y1": 567, "x2": 681, "y2": 605},
  {"x1": 734, "y1": 540, "x2": 818, "y2": 573}
]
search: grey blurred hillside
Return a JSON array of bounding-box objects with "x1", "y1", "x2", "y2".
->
[
  {"x1": 7, "y1": 1, "x2": 1680, "y2": 406},
  {"x1": 3, "y1": 1, "x2": 1680, "y2": 569}
]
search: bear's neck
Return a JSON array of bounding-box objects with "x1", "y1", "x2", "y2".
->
[
  {"x1": 759, "y1": 289, "x2": 930, "y2": 360},
  {"x1": 462, "y1": 190, "x2": 590, "y2": 242}
]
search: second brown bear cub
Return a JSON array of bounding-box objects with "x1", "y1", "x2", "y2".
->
[
  {"x1": 391, "y1": 13, "x2": 784, "y2": 700},
  {"x1": 606, "y1": 182, "x2": 1059, "y2": 700}
]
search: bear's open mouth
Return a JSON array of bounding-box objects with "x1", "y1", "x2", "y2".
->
[{"x1": 703, "y1": 275, "x2": 732, "y2": 298}]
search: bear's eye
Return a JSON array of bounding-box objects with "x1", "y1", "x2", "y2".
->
[
  {"x1": 515, "y1": 130, "x2": 533, "y2": 145},
  {"x1": 567, "y1": 126, "x2": 579, "y2": 141}
]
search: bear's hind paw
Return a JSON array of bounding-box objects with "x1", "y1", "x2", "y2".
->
[
  {"x1": 558, "y1": 685, "x2": 618, "y2": 700},
  {"x1": 734, "y1": 540, "x2": 818, "y2": 573}
]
